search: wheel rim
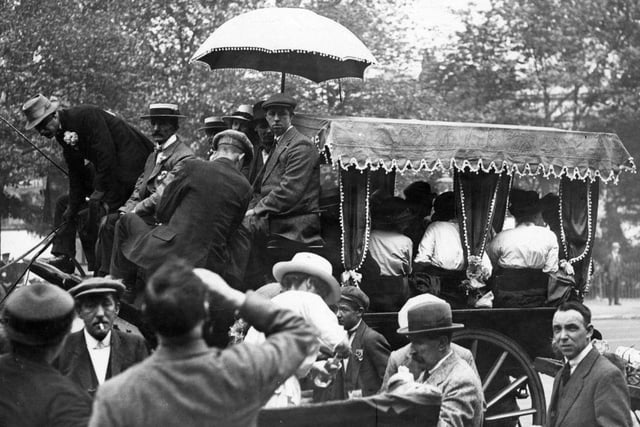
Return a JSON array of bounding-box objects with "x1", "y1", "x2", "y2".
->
[{"x1": 453, "y1": 328, "x2": 546, "y2": 426}]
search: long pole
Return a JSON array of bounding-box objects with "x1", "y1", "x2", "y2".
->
[
  {"x1": 281, "y1": 72, "x2": 286, "y2": 93},
  {"x1": 0, "y1": 114, "x2": 68, "y2": 176}
]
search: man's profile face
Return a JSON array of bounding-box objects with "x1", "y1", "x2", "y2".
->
[
  {"x1": 254, "y1": 122, "x2": 275, "y2": 149},
  {"x1": 336, "y1": 302, "x2": 361, "y2": 331},
  {"x1": 35, "y1": 114, "x2": 59, "y2": 139},
  {"x1": 150, "y1": 118, "x2": 177, "y2": 145},
  {"x1": 230, "y1": 119, "x2": 249, "y2": 134},
  {"x1": 409, "y1": 335, "x2": 441, "y2": 371},
  {"x1": 552, "y1": 309, "x2": 592, "y2": 360},
  {"x1": 77, "y1": 293, "x2": 119, "y2": 341},
  {"x1": 266, "y1": 107, "x2": 292, "y2": 136}
]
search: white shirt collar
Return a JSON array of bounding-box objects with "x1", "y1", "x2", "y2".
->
[
  {"x1": 83, "y1": 328, "x2": 111, "y2": 350},
  {"x1": 565, "y1": 341, "x2": 593, "y2": 373},
  {"x1": 157, "y1": 134, "x2": 178, "y2": 151}
]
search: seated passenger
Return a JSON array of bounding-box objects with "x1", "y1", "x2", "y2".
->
[
  {"x1": 486, "y1": 189, "x2": 559, "y2": 293},
  {"x1": 403, "y1": 181, "x2": 436, "y2": 256},
  {"x1": 415, "y1": 191, "x2": 492, "y2": 275},
  {"x1": 361, "y1": 195, "x2": 414, "y2": 312}
]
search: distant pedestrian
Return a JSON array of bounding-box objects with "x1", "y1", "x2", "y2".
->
[
  {"x1": 603, "y1": 241, "x2": 623, "y2": 305},
  {"x1": 89, "y1": 258, "x2": 317, "y2": 427},
  {"x1": 0, "y1": 284, "x2": 92, "y2": 426},
  {"x1": 547, "y1": 301, "x2": 631, "y2": 427}
]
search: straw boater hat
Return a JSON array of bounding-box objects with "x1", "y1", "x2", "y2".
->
[
  {"x1": 68, "y1": 277, "x2": 126, "y2": 299},
  {"x1": 222, "y1": 104, "x2": 254, "y2": 126},
  {"x1": 2, "y1": 283, "x2": 75, "y2": 346},
  {"x1": 397, "y1": 294, "x2": 464, "y2": 335},
  {"x1": 140, "y1": 103, "x2": 186, "y2": 120},
  {"x1": 211, "y1": 129, "x2": 254, "y2": 163},
  {"x1": 22, "y1": 94, "x2": 60, "y2": 130},
  {"x1": 198, "y1": 116, "x2": 227, "y2": 133},
  {"x1": 272, "y1": 252, "x2": 340, "y2": 305}
]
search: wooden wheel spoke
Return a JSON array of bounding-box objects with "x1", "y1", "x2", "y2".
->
[
  {"x1": 482, "y1": 350, "x2": 508, "y2": 391},
  {"x1": 486, "y1": 375, "x2": 527, "y2": 409},
  {"x1": 484, "y1": 408, "x2": 537, "y2": 422},
  {"x1": 470, "y1": 339, "x2": 478, "y2": 361}
]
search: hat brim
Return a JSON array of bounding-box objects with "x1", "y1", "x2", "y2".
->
[
  {"x1": 397, "y1": 323, "x2": 464, "y2": 335},
  {"x1": 222, "y1": 115, "x2": 252, "y2": 123},
  {"x1": 198, "y1": 125, "x2": 227, "y2": 132},
  {"x1": 25, "y1": 100, "x2": 59, "y2": 130},
  {"x1": 272, "y1": 261, "x2": 340, "y2": 305},
  {"x1": 140, "y1": 114, "x2": 186, "y2": 119},
  {"x1": 73, "y1": 287, "x2": 124, "y2": 298}
]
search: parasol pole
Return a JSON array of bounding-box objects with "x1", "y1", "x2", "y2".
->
[
  {"x1": 0, "y1": 114, "x2": 68, "y2": 176},
  {"x1": 281, "y1": 72, "x2": 286, "y2": 93}
]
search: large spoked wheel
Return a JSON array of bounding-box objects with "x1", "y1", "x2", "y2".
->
[{"x1": 453, "y1": 328, "x2": 546, "y2": 426}]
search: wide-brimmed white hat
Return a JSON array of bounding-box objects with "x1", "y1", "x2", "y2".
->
[{"x1": 272, "y1": 252, "x2": 340, "y2": 305}]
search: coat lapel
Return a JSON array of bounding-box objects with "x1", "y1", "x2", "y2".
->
[
  {"x1": 260, "y1": 127, "x2": 294, "y2": 186},
  {"x1": 108, "y1": 330, "x2": 122, "y2": 377},
  {"x1": 346, "y1": 322, "x2": 367, "y2": 389},
  {"x1": 554, "y1": 348, "x2": 599, "y2": 426},
  {"x1": 73, "y1": 333, "x2": 99, "y2": 393}
]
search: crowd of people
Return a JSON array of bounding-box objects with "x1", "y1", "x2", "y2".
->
[{"x1": 0, "y1": 92, "x2": 634, "y2": 426}]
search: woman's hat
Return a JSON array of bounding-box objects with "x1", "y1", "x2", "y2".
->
[
  {"x1": 371, "y1": 196, "x2": 415, "y2": 227},
  {"x1": 509, "y1": 189, "x2": 541, "y2": 218},
  {"x1": 222, "y1": 104, "x2": 254, "y2": 125},
  {"x1": 397, "y1": 296, "x2": 464, "y2": 335},
  {"x1": 198, "y1": 116, "x2": 227, "y2": 132},
  {"x1": 22, "y1": 94, "x2": 59, "y2": 130},
  {"x1": 2, "y1": 284, "x2": 75, "y2": 345},
  {"x1": 272, "y1": 252, "x2": 340, "y2": 305},
  {"x1": 140, "y1": 103, "x2": 186, "y2": 120}
]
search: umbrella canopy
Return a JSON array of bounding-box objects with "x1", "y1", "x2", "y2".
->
[{"x1": 191, "y1": 7, "x2": 376, "y2": 85}]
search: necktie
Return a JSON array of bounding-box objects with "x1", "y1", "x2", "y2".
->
[
  {"x1": 94, "y1": 340, "x2": 109, "y2": 350},
  {"x1": 560, "y1": 362, "x2": 571, "y2": 386}
]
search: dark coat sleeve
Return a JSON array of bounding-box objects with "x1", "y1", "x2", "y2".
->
[
  {"x1": 154, "y1": 162, "x2": 192, "y2": 223},
  {"x1": 364, "y1": 328, "x2": 391, "y2": 386}
]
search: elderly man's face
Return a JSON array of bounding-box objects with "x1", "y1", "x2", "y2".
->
[
  {"x1": 409, "y1": 335, "x2": 442, "y2": 371},
  {"x1": 77, "y1": 293, "x2": 119, "y2": 341},
  {"x1": 35, "y1": 113, "x2": 59, "y2": 139},
  {"x1": 552, "y1": 309, "x2": 592, "y2": 360},
  {"x1": 266, "y1": 107, "x2": 292, "y2": 136},
  {"x1": 255, "y1": 121, "x2": 275, "y2": 150},
  {"x1": 150, "y1": 118, "x2": 177, "y2": 145}
]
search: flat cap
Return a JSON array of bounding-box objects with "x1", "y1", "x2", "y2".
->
[
  {"x1": 2, "y1": 284, "x2": 75, "y2": 345},
  {"x1": 212, "y1": 129, "x2": 254, "y2": 163},
  {"x1": 340, "y1": 286, "x2": 370, "y2": 311},
  {"x1": 68, "y1": 277, "x2": 126, "y2": 299},
  {"x1": 262, "y1": 93, "x2": 297, "y2": 111}
]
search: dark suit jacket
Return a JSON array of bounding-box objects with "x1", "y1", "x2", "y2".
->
[
  {"x1": 120, "y1": 137, "x2": 195, "y2": 216},
  {"x1": 251, "y1": 126, "x2": 321, "y2": 244},
  {"x1": 123, "y1": 157, "x2": 252, "y2": 274},
  {"x1": 547, "y1": 347, "x2": 632, "y2": 427},
  {"x1": 55, "y1": 329, "x2": 148, "y2": 396},
  {"x1": 316, "y1": 320, "x2": 390, "y2": 402},
  {"x1": 247, "y1": 145, "x2": 267, "y2": 185},
  {"x1": 603, "y1": 252, "x2": 623, "y2": 279},
  {"x1": 56, "y1": 106, "x2": 153, "y2": 211}
]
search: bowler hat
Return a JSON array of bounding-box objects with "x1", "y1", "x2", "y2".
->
[
  {"x1": 340, "y1": 286, "x2": 370, "y2": 311},
  {"x1": 2, "y1": 284, "x2": 75, "y2": 345},
  {"x1": 140, "y1": 103, "x2": 186, "y2": 120},
  {"x1": 222, "y1": 104, "x2": 254, "y2": 125},
  {"x1": 397, "y1": 297, "x2": 464, "y2": 335},
  {"x1": 22, "y1": 94, "x2": 59, "y2": 130},
  {"x1": 211, "y1": 129, "x2": 254, "y2": 163},
  {"x1": 273, "y1": 252, "x2": 340, "y2": 305},
  {"x1": 198, "y1": 116, "x2": 227, "y2": 132},
  {"x1": 509, "y1": 189, "x2": 541, "y2": 218},
  {"x1": 262, "y1": 93, "x2": 297, "y2": 111},
  {"x1": 68, "y1": 277, "x2": 126, "y2": 299}
]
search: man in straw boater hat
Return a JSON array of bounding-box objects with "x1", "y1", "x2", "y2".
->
[
  {"x1": 397, "y1": 295, "x2": 484, "y2": 427},
  {"x1": 199, "y1": 115, "x2": 227, "y2": 159},
  {"x1": 487, "y1": 188, "x2": 559, "y2": 294},
  {"x1": 21, "y1": 94, "x2": 153, "y2": 274},
  {"x1": 244, "y1": 252, "x2": 349, "y2": 407},
  {"x1": 55, "y1": 277, "x2": 148, "y2": 397},
  {"x1": 0, "y1": 284, "x2": 92, "y2": 426},
  {"x1": 95, "y1": 103, "x2": 195, "y2": 277},
  {"x1": 110, "y1": 129, "x2": 253, "y2": 305},
  {"x1": 90, "y1": 258, "x2": 317, "y2": 427}
]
